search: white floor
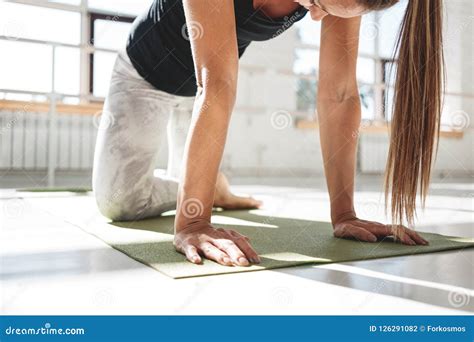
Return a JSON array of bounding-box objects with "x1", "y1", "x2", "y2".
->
[{"x1": 1, "y1": 177, "x2": 473, "y2": 315}]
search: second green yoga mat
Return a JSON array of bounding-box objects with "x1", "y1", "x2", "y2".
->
[{"x1": 84, "y1": 210, "x2": 474, "y2": 279}]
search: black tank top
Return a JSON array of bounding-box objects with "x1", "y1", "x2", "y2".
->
[{"x1": 126, "y1": 0, "x2": 308, "y2": 96}]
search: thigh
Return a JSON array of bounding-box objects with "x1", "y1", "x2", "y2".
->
[{"x1": 92, "y1": 55, "x2": 175, "y2": 205}]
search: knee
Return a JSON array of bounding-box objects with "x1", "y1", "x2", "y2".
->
[{"x1": 94, "y1": 187, "x2": 143, "y2": 221}]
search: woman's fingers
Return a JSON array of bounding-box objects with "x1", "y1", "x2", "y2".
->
[
  {"x1": 406, "y1": 228, "x2": 429, "y2": 245},
  {"x1": 390, "y1": 225, "x2": 427, "y2": 246},
  {"x1": 394, "y1": 230, "x2": 416, "y2": 245},
  {"x1": 226, "y1": 231, "x2": 260, "y2": 264},
  {"x1": 198, "y1": 242, "x2": 233, "y2": 266},
  {"x1": 183, "y1": 244, "x2": 202, "y2": 264},
  {"x1": 333, "y1": 224, "x2": 377, "y2": 242},
  {"x1": 351, "y1": 220, "x2": 428, "y2": 246},
  {"x1": 216, "y1": 228, "x2": 259, "y2": 264},
  {"x1": 356, "y1": 221, "x2": 415, "y2": 244},
  {"x1": 212, "y1": 239, "x2": 250, "y2": 266}
]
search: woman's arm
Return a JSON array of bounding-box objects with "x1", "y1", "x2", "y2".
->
[
  {"x1": 317, "y1": 15, "x2": 427, "y2": 245},
  {"x1": 174, "y1": 0, "x2": 260, "y2": 266},
  {"x1": 318, "y1": 15, "x2": 360, "y2": 225}
]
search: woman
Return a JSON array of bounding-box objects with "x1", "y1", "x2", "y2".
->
[{"x1": 93, "y1": 0, "x2": 443, "y2": 266}]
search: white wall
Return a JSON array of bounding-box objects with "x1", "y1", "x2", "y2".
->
[{"x1": 223, "y1": 30, "x2": 324, "y2": 176}]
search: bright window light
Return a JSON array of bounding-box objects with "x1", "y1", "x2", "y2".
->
[
  {"x1": 378, "y1": 0, "x2": 408, "y2": 58},
  {"x1": 295, "y1": 16, "x2": 321, "y2": 46},
  {"x1": 359, "y1": 12, "x2": 377, "y2": 55},
  {"x1": 293, "y1": 49, "x2": 319, "y2": 75},
  {"x1": 93, "y1": 19, "x2": 133, "y2": 50},
  {"x1": 93, "y1": 51, "x2": 117, "y2": 97},
  {"x1": 0, "y1": 40, "x2": 52, "y2": 93},
  {"x1": 357, "y1": 57, "x2": 375, "y2": 84},
  {"x1": 88, "y1": 0, "x2": 152, "y2": 16},
  {"x1": 0, "y1": 2, "x2": 80, "y2": 45},
  {"x1": 359, "y1": 85, "x2": 375, "y2": 120},
  {"x1": 54, "y1": 47, "x2": 80, "y2": 95}
]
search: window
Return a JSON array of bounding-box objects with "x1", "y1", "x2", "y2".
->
[
  {"x1": 93, "y1": 18, "x2": 134, "y2": 50},
  {"x1": 92, "y1": 51, "x2": 117, "y2": 98},
  {"x1": 358, "y1": 12, "x2": 377, "y2": 55},
  {"x1": 0, "y1": 40, "x2": 52, "y2": 93},
  {"x1": 294, "y1": 0, "x2": 409, "y2": 123},
  {"x1": 88, "y1": 0, "x2": 152, "y2": 16},
  {"x1": 294, "y1": 49, "x2": 319, "y2": 75},
  {"x1": 382, "y1": 60, "x2": 396, "y2": 120},
  {"x1": 296, "y1": 77, "x2": 317, "y2": 113},
  {"x1": 0, "y1": 2, "x2": 80, "y2": 95},
  {"x1": 89, "y1": 13, "x2": 134, "y2": 97},
  {"x1": 0, "y1": 2, "x2": 80, "y2": 44},
  {"x1": 296, "y1": 16, "x2": 321, "y2": 46},
  {"x1": 55, "y1": 47, "x2": 81, "y2": 95},
  {"x1": 378, "y1": 1, "x2": 408, "y2": 58},
  {"x1": 294, "y1": 49, "x2": 318, "y2": 113},
  {"x1": 357, "y1": 57, "x2": 375, "y2": 84},
  {"x1": 0, "y1": 1, "x2": 144, "y2": 99}
]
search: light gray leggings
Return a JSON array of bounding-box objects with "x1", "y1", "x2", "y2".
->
[{"x1": 92, "y1": 51, "x2": 195, "y2": 221}]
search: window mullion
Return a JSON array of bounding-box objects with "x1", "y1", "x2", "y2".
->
[{"x1": 79, "y1": 0, "x2": 90, "y2": 103}]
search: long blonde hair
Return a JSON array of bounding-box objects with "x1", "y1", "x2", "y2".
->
[{"x1": 359, "y1": 0, "x2": 445, "y2": 225}]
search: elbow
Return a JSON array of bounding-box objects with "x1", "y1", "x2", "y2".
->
[
  {"x1": 197, "y1": 66, "x2": 238, "y2": 106},
  {"x1": 202, "y1": 77, "x2": 237, "y2": 98},
  {"x1": 198, "y1": 76, "x2": 237, "y2": 115},
  {"x1": 316, "y1": 81, "x2": 361, "y2": 121},
  {"x1": 317, "y1": 79, "x2": 359, "y2": 104}
]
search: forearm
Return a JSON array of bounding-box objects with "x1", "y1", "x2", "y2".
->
[
  {"x1": 175, "y1": 84, "x2": 236, "y2": 232},
  {"x1": 317, "y1": 94, "x2": 361, "y2": 224}
]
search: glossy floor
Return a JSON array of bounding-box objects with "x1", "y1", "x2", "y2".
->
[{"x1": 1, "y1": 177, "x2": 473, "y2": 314}]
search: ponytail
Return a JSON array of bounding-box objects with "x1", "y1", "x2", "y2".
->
[{"x1": 384, "y1": 0, "x2": 445, "y2": 225}]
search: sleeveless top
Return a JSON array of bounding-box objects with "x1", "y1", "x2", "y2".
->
[{"x1": 126, "y1": 0, "x2": 308, "y2": 96}]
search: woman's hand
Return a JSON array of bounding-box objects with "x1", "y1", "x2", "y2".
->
[
  {"x1": 332, "y1": 212, "x2": 429, "y2": 245},
  {"x1": 214, "y1": 173, "x2": 262, "y2": 210},
  {"x1": 174, "y1": 222, "x2": 261, "y2": 266}
]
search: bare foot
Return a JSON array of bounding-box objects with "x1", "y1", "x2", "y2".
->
[{"x1": 214, "y1": 173, "x2": 263, "y2": 209}]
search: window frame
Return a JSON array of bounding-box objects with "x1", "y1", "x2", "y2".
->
[
  {"x1": 381, "y1": 58, "x2": 396, "y2": 121},
  {"x1": 88, "y1": 12, "x2": 135, "y2": 95}
]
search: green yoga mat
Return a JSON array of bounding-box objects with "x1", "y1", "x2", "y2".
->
[{"x1": 84, "y1": 210, "x2": 474, "y2": 279}]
